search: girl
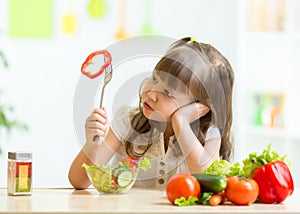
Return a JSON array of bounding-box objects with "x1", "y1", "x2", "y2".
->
[{"x1": 68, "y1": 37, "x2": 234, "y2": 189}]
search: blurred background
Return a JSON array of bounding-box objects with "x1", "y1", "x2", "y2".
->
[{"x1": 0, "y1": 0, "x2": 299, "y2": 188}]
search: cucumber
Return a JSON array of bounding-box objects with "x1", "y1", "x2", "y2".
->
[
  {"x1": 113, "y1": 167, "x2": 134, "y2": 188},
  {"x1": 192, "y1": 174, "x2": 227, "y2": 193}
]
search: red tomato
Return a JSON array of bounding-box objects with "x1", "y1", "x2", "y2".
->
[
  {"x1": 166, "y1": 174, "x2": 201, "y2": 204},
  {"x1": 121, "y1": 157, "x2": 138, "y2": 169},
  {"x1": 225, "y1": 176, "x2": 259, "y2": 205}
]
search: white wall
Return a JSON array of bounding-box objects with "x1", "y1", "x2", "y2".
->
[{"x1": 0, "y1": 0, "x2": 237, "y2": 187}]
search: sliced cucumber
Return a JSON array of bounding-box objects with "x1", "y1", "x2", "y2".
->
[{"x1": 116, "y1": 168, "x2": 134, "y2": 188}]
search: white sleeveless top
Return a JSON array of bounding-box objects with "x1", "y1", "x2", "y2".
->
[{"x1": 110, "y1": 105, "x2": 220, "y2": 189}]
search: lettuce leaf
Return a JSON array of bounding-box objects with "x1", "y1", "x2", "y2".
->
[
  {"x1": 239, "y1": 144, "x2": 289, "y2": 178},
  {"x1": 198, "y1": 192, "x2": 213, "y2": 205},
  {"x1": 138, "y1": 157, "x2": 151, "y2": 171},
  {"x1": 82, "y1": 163, "x2": 115, "y2": 192},
  {"x1": 202, "y1": 144, "x2": 290, "y2": 178},
  {"x1": 174, "y1": 196, "x2": 198, "y2": 206},
  {"x1": 202, "y1": 160, "x2": 241, "y2": 177}
]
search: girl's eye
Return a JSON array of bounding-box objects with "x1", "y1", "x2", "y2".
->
[
  {"x1": 151, "y1": 75, "x2": 158, "y2": 84},
  {"x1": 150, "y1": 74, "x2": 174, "y2": 98},
  {"x1": 163, "y1": 89, "x2": 173, "y2": 98}
]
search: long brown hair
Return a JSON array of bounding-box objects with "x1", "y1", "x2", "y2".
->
[{"x1": 125, "y1": 37, "x2": 234, "y2": 161}]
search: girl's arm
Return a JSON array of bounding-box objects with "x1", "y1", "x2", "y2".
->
[
  {"x1": 68, "y1": 107, "x2": 122, "y2": 189},
  {"x1": 68, "y1": 129, "x2": 122, "y2": 189},
  {"x1": 171, "y1": 103, "x2": 220, "y2": 173}
]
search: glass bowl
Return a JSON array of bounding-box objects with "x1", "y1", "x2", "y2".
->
[
  {"x1": 83, "y1": 157, "x2": 151, "y2": 194},
  {"x1": 83, "y1": 163, "x2": 138, "y2": 194}
]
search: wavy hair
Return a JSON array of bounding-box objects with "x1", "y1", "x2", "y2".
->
[{"x1": 125, "y1": 37, "x2": 234, "y2": 161}]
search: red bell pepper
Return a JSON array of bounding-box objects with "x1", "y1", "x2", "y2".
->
[
  {"x1": 252, "y1": 160, "x2": 294, "y2": 204},
  {"x1": 81, "y1": 50, "x2": 112, "y2": 79}
]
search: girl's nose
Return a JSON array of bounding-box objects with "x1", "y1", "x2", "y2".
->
[{"x1": 147, "y1": 90, "x2": 158, "y2": 102}]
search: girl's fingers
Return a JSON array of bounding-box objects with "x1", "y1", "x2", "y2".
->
[
  {"x1": 87, "y1": 108, "x2": 109, "y2": 124},
  {"x1": 93, "y1": 107, "x2": 108, "y2": 118},
  {"x1": 196, "y1": 103, "x2": 210, "y2": 115},
  {"x1": 86, "y1": 128, "x2": 105, "y2": 136},
  {"x1": 85, "y1": 107, "x2": 109, "y2": 141},
  {"x1": 86, "y1": 124, "x2": 107, "y2": 139},
  {"x1": 85, "y1": 121, "x2": 107, "y2": 130},
  {"x1": 88, "y1": 114, "x2": 107, "y2": 125}
]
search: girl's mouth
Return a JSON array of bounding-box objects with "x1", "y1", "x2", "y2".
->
[{"x1": 143, "y1": 102, "x2": 153, "y2": 111}]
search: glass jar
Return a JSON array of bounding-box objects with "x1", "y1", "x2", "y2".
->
[{"x1": 7, "y1": 152, "x2": 32, "y2": 196}]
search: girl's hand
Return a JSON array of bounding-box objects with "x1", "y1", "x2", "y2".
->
[
  {"x1": 172, "y1": 102, "x2": 210, "y2": 124},
  {"x1": 85, "y1": 107, "x2": 109, "y2": 144}
]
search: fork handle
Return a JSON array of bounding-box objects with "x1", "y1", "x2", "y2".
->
[
  {"x1": 99, "y1": 84, "x2": 106, "y2": 108},
  {"x1": 93, "y1": 84, "x2": 107, "y2": 143}
]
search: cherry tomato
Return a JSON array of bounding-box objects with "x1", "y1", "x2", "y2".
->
[
  {"x1": 121, "y1": 157, "x2": 138, "y2": 169},
  {"x1": 225, "y1": 176, "x2": 259, "y2": 205},
  {"x1": 166, "y1": 174, "x2": 201, "y2": 204}
]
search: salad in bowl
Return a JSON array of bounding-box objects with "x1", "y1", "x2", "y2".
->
[{"x1": 82, "y1": 157, "x2": 151, "y2": 194}]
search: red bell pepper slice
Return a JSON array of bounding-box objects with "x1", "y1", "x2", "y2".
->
[
  {"x1": 111, "y1": 175, "x2": 118, "y2": 189},
  {"x1": 81, "y1": 50, "x2": 112, "y2": 79},
  {"x1": 252, "y1": 160, "x2": 294, "y2": 204}
]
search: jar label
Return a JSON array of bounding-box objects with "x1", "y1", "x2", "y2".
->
[
  {"x1": 15, "y1": 162, "x2": 32, "y2": 192},
  {"x1": 18, "y1": 165, "x2": 29, "y2": 191}
]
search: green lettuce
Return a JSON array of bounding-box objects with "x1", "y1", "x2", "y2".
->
[
  {"x1": 198, "y1": 192, "x2": 213, "y2": 205},
  {"x1": 138, "y1": 157, "x2": 151, "y2": 171},
  {"x1": 82, "y1": 163, "x2": 115, "y2": 192},
  {"x1": 174, "y1": 196, "x2": 198, "y2": 206},
  {"x1": 239, "y1": 144, "x2": 289, "y2": 178},
  {"x1": 202, "y1": 160, "x2": 241, "y2": 177},
  {"x1": 202, "y1": 144, "x2": 290, "y2": 178}
]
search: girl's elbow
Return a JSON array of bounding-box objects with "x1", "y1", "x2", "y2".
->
[{"x1": 68, "y1": 171, "x2": 91, "y2": 190}]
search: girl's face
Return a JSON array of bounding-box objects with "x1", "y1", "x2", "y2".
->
[{"x1": 140, "y1": 71, "x2": 194, "y2": 122}]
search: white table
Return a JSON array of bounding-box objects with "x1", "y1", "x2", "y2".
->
[{"x1": 0, "y1": 188, "x2": 299, "y2": 214}]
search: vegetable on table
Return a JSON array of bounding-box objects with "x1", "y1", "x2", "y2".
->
[
  {"x1": 174, "y1": 196, "x2": 199, "y2": 206},
  {"x1": 192, "y1": 174, "x2": 227, "y2": 193},
  {"x1": 171, "y1": 173, "x2": 227, "y2": 207},
  {"x1": 225, "y1": 176, "x2": 259, "y2": 205},
  {"x1": 241, "y1": 144, "x2": 294, "y2": 204},
  {"x1": 252, "y1": 160, "x2": 294, "y2": 204},
  {"x1": 166, "y1": 174, "x2": 201, "y2": 205},
  {"x1": 202, "y1": 159, "x2": 241, "y2": 177},
  {"x1": 166, "y1": 144, "x2": 294, "y2": 206},
  {"x1": 202, "y1": 144, "x2": 294, "y2": 204},
  {"x1": 209, "y1": 192, "x2": 225, "y2": 206}
]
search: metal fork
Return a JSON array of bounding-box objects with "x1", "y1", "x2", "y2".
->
[
  {"x1": 93, "y1": 56, "x2": 113, "y2": 142},
  {"x1": 99, "y1": 56, "x2": 113, "y2": 108}
]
